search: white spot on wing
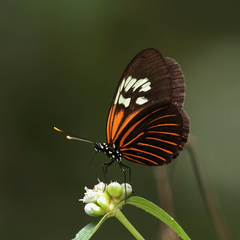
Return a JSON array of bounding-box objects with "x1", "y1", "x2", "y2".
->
[
  {"x1": 119, "y1": 94, "x2": 131, "y2": 107},
  {"x1": 114, "y1": 78, "x2": 126, "y2": 105},
  {"x1": 119, "y1": 78, "x2": 125, "y2": 92},
  {"x1": 139, "y1": 82, "x2": 151, "y2": 92},
  {"x1": 132, "y1": 78, "x2": 149, "y2": 92},
  {"x1": 136, "y1": 96, "x2": 148, "y2": 105},
  {"x1": 114, "y1": 89, "x2": 120, "y2": 105},
  {"x1": 125, "y1": 77, "x2": 137, "y2": 92},
  {"x1": 113, "y1": 76, "x2": 150, "y2": 107},
  {"x1": 124, "y1": 76, "x2": 132, "y2": 87}
]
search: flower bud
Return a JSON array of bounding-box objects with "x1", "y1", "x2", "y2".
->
[
  {"x1": 119, "y1": 183, "x2": 132, "y2": 201},
  {"x1": 101, "y1": 190, "x2": 111, "y2": 202},
  {"x1": 97, "y1": 195, "x2": 110, "y2": 210},
  {"x1": 107, "y1": 182, "x2": 122, "y2": 198},
  {"x1": 84, "y1": 203, "x2": 105, "y2": 217},
  {"x1": 94, "y1": 182, "x2": 106, "y2": 192}
]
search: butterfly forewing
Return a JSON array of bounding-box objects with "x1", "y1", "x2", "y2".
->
[
  {"x1": 107, "y1": 49, "x2": 184, "y2": 143},
  {"x1": 106, "y1": 48, "x2": 190, "y2": 166}
]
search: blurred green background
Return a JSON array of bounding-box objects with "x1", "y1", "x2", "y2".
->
[{"x1": 1, "y1": 0, "x2": 240, "y2": 239}]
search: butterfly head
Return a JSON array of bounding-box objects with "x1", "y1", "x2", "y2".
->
[{"x1": 94, "y1": 142, "x2": 105, "y2": 152}]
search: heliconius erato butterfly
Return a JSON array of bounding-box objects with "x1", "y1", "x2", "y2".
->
[{"x1": 55, "y1": 48, "x2": 190, "y2": 182}]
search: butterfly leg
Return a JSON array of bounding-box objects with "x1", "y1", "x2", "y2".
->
[
  {"x1": 102, "y1": 160, "x2": 115, "y2": 187},
  {"x1": 118, "y1": 161, "x2": 135, "y2": 198},
  {"x1": 118, "y1": 162, "x2": 131, "y2": 185}
]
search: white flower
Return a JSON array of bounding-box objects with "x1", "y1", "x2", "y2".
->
[
  {"x1": 80, "y1": 187, "x2": 98, "y2": 203},
  {"x1": 80, "y1": 182, "x2": 107, "y2": 203},
  {"x1": 80, "y1": 181, "x2": 132, "y2": 217}
]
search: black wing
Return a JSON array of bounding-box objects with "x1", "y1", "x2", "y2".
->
[{"x1": 106, "y1": 48, "x2": 190, "y2": 165}]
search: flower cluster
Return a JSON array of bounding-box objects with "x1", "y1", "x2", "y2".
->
[{"x1": 80, "y1": 181, "x2": 132, "y2": 217}]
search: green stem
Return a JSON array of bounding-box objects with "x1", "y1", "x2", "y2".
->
[{"x1": 115, "y1": 209, "x2": 145, "y2": 240}]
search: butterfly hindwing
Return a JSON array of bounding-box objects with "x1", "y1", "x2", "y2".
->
[
  {"x1": 113, "y1": 102, "x2": 189, "y2": 166},
  {"x1": 164, "y1": 57, "x2": 185, "y2": 111}
]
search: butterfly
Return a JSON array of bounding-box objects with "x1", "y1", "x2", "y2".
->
[{"x1": 55, "y1": 48, "x2": 190, "y2": 183}]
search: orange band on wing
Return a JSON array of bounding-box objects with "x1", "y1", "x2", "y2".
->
[
  {"x1": 148, "y1": 123, "x2": 180, "y2": 129},
  {"x1": 147, "y1": 114, "x2": 177, "y2": 125},
  {"x1": 123, "y1": 152, "x2": 159, "y2": 165},
  {"x1": 145, "y1": 137, "x2": 177, "y2": 146},
  {"x1": 121, "y1": 147, "x2": 166, "y2": 162},
  {"x1": 147, "y1": 131, "x2": 180, "y2": 136},
  {"x1": 111, "y1": 109, "x2": 124, "y2": 142},
  {"x1": 121, "y1": 132, "x2": 144, "y2": 148},
  {"x1": 106, "y1": 105, "x2": 116, "y2": 143},
  {"x1": 119, "y1": 111, "x2": 146, "y2": 147},
  {"x1": 137, "y1": 142, "x2": 173, "y2": 154}
]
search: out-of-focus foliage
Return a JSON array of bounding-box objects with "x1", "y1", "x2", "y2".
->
[{"x1": 1, "y1": 1, "x2": 240, "y2": 239}]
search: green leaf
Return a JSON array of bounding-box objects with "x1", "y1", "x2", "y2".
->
[
  {"x1": 126, "y1": 196, "x2": 191, "y2": 240},
  {"x1": 114, "y1": 209, "x2": 144, "y2": 240},
  {"x1": 73, "y1": 212, "x2": 113, "y2": 240}
]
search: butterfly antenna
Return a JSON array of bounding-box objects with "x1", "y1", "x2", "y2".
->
[{"x1": 54, "y1": 127, "x2": 94, "y2": 144}]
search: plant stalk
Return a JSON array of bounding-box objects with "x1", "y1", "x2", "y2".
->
[{"x1": 115, "y1": 208, "x2": 144, "y2": 240}]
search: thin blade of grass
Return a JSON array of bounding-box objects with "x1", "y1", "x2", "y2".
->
[{"x1": 126, "y1": 196, "x2": 190, "y2": 240}]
